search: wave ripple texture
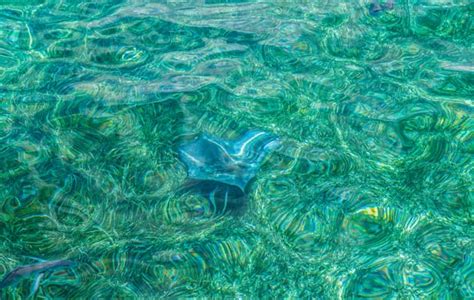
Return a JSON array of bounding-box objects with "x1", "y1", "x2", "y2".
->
[{"x1": 0, "y1": 0, "x2": 473, "y2": 298}]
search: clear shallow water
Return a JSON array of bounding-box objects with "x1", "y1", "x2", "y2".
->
[{"x1": 0, "y1": 0, "x2": 473, "y2": 298}]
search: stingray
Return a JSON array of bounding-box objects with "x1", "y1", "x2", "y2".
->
[{"x1": 178, "y1": 129, "x2": 280, "y2": 213}]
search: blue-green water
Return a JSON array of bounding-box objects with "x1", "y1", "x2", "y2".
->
[{"x1": 0, "y1": 0, "x2": 473, "y2": 298}]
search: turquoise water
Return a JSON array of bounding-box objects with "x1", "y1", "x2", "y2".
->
[{"x1": 0, "y1": 0, "x2": 473, "y2": 298}]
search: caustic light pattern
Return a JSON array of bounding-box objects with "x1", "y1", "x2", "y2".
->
[{"x1": 0, "y1": 0, "x2": 472, "y2": 298}]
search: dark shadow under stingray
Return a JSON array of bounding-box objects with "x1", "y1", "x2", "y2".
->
[
  {"x1": 178, "y1": 130, "x2": 280, "y2": 214},
  {"x1": 180, "y1": 180, "x2": 248, "y2": 215}
]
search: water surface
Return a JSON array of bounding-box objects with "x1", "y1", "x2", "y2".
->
[{"x1": 0, "y1": 0, "x2": 473, "y2": 298}]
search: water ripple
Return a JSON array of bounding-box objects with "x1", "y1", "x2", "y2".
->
[{"x1": 0, "y1": 0, "x2": 472, "y2": 298}]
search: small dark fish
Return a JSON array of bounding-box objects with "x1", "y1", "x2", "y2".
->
[
  {"x1": 0, "y1": 259, "x2": 75, "y2": 289},
  {"x1": 369, "y1": 1, "x2": 384, "y2": 15},
  {"x1": 369, "y1": 0, "x2": 394, "y2": 16},
  {"x1": 384, "y1": 0, "x2": 394, "y2": 10}
]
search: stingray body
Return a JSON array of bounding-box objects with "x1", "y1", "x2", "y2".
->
[{"x1": 178, "y1": 130, "x2": 280, "y2": 213}]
